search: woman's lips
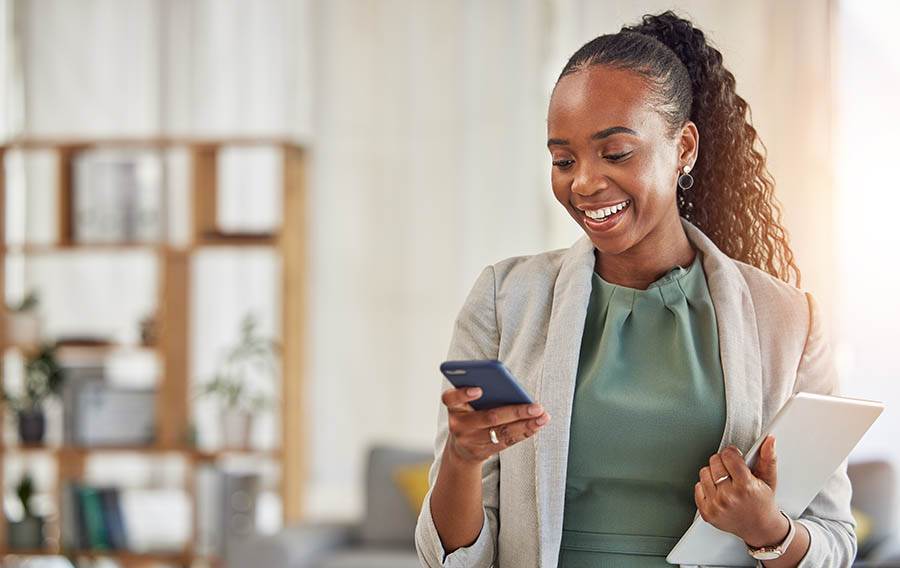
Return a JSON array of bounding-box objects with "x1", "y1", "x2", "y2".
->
[{"x1": 580, "y1": 201, "x2": 630, "y2": 233}]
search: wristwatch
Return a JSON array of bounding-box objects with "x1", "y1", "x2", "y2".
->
[{"x1": 746, "y1": 510, "x2": 795, "y2": 562}]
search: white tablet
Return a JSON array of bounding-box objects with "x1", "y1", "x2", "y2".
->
[{"x1": 666, "y1": 391, "x2": 885, "y2": 566}]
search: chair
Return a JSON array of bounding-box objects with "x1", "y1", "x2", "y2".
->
[{"x1": 228, "y1": 444, "x2": 430, "y2": 568}]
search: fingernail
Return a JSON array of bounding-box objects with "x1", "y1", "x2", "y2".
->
[
  {"x1": 536, "y1": 414, "x2": 550, "y2": 425},
  {"x1": 528, "y1": 404, "x2": 542, "y2": 416},
  {"x1": 466, "y1": 387, "x2": 481, "y2": 397}
]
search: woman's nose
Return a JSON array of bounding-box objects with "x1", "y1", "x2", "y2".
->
[{"x1": 572, "y1": 166, "x2": 608, "y2": 196}]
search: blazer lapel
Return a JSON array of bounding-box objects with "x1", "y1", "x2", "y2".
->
[
  {"x1": 680, "y1": 218, "x2": 764, "y2": 453},
  {"x1": 533, "y1": 217, "x2": 763, "y2": 568},
  {"x1": 534, "y1": 234, "x2": 595, "y2": 568}
]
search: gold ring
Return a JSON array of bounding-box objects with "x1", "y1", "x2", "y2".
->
[
  {"x1": 489, "y1": 429, "x2": 500, "y2": 444},
  {"x1": 714, "y1": 474, "x2": 730, "y2": 485}
]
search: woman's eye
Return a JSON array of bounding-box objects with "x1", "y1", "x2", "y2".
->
[
  {"x1": 552, "y1": 159, "x2": 574, "y2": 169},
  {"x1": 605, "y1": 152, "x2": 631, "y2": 162}
]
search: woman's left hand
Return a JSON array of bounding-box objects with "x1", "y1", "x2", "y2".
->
[{"x1": 694, "y1": 435, "x2": 788, "y2": 547}]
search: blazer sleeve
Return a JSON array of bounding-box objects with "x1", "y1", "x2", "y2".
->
[
  {"x1": 415, "y1": 265, "x2": 502, "y2": 568},
  {"x1": 791, "y1": 291, "x2": 858, "y2": 568}
]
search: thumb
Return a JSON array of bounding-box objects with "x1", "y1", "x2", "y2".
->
[{"x1": 752, "y1": 435, "x2": 778, "y2": 491}]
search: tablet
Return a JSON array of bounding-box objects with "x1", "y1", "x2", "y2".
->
[{"x1": 666, "y1": 391, "x2": 885, "y2": 566}]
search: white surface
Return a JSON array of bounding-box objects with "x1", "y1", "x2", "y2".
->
[
  {"x1": 834, "y1": 0, "x2": 900, "y2": 468},
  {"x1": 666, "y1": 392, "x2": 885, "y2": 566},
  {"x1": 216, "y1": 145, "x2": 282, "y2": 234}
]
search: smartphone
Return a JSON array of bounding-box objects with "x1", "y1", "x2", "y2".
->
[{"x1": 439, "y1": 359, "x2": 534, "y2": 411}]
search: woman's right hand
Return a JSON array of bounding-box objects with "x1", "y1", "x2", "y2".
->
[{"x1": 441, "y1": 386, "x2": 551, "y2": 466}]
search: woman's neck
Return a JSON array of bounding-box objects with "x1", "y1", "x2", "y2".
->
[{"x1": 594, "y1": 217, "x2": 696, "y2": 290}]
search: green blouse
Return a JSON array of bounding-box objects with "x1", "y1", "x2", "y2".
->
[{"x1": 558, "y1": 249, "x2": 727, "y2": 567}]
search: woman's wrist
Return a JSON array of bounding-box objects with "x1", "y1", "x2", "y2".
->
[
  {"x1": 444, "y1": 439, "x2": 486, "y2": 472},
  {"x1": 743, "y1": 510, "x2": 791, "y2": 549}
]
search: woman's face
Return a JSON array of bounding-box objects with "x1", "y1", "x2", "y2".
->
[{"x1": 547, "y1": 64, "x2": 698, "y2": 256}]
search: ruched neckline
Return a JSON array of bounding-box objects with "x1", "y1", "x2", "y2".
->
[
  {"x1": 559, "y1": 245, "x2": 726, "y2": 566},
  {"x1": 591, "y1": 250, "x2": 702, "y2": 314}
]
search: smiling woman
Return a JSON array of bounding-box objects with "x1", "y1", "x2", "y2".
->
[
  {"x1": 416, "y1": 9, "x2": 857, "y2": 568},
  {"x1": 546, "y1": 24, "x2": 799, "y2": 291}
]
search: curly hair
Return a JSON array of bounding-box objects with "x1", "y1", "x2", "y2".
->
[{"x1": 556, "y1": 10, "x2": 801, "y2": 286}]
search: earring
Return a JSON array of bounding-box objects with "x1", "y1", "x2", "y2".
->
[{"x1": 677, "y1": 164, "x2": 694, "y2": 190}]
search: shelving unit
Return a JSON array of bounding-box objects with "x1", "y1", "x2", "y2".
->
[{"x1": 0, "y1": 137, "x2": 308, "y2": 567}]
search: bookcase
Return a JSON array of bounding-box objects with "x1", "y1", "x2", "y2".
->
[{"x1": 0, "y1": 137, "x2": 308, "y2": 567}]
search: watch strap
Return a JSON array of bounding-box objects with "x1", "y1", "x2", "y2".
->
[{"x1": 746, "y1": 510, "x2": 795, "y2": 560}]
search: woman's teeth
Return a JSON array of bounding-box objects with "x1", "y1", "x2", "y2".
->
[{"x1": 585, "y1": 200, "x2": 630, "y2": 220}]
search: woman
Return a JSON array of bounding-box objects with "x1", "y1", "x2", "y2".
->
[{"x1": 415, "y1": 10, "x2": 856, "y2": 568}]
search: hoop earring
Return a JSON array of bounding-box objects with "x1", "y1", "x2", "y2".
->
[{"x1": 677, "y1": 165, "x2": 694, "y2": 190}]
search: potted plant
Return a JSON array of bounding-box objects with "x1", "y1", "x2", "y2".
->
[
  {"x1": 3, "y1": 342, "x2": 65, "y2": 444},
  {"x1": 196, "y1": 314, "x2": 279, "y2": 449},
  {"x1": 7, "y1": 473, "x2": 44, "y2": 549},
  {"x1": 4, "y1": 291, "x2": 41, "y2": 347}
]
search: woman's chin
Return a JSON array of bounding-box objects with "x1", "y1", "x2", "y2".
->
[{"x1": 576, "y1": 208, "x2": 635, "y2": 250}]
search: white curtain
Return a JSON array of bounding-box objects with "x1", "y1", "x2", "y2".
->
[
  {"x1": 8, "y1": 0, "x2": 843, "y2": 520},
  {"x1": 306, "y1": 0, "x2": 558, "y2": 516},
  {"x1": 833, "y1": 0, "x2": 900, "y2": 466}
]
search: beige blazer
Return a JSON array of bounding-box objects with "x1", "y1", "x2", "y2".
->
[{"x1": 415, "y1": 217, "x2": 857, "y2": 568}]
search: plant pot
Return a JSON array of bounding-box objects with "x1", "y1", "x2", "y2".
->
[
  {"x1": 220, "y1": 407, "x2": 252, "y2": 449},
  {"x1": 18, "y1": 408, "x2": 46, "y2": 445},
  {"x1": 7, "y1": 515, "x2": 44, "y2": 549},
  {"x1": 4, "y1": 311, "x2": 41, "y2": 348}
]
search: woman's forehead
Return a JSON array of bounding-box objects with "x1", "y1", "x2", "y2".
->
[{"x1": 548, "y1": 66, "x2": 658, "y2": 139}]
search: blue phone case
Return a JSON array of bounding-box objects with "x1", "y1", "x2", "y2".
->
[{"x1": 439, "y1": 359, "x2": 534, "y2": 411}]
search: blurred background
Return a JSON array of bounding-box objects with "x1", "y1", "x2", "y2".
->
[{"x1": 0, "y1": 0, "x2": 897, "y2": 567}]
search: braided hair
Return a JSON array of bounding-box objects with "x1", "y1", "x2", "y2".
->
[{"x1": 556, "y1": 10, "x2": 801, "y2": 286}]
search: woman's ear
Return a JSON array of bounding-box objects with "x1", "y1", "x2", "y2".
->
[{"x1": 678, "y1": 120, "x2": 700, "y2": 168}]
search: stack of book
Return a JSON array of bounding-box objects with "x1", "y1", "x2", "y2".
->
[
  {"x1": 59, "y1": 359, "x2": 156, "y2": 447},
  {"x1": 60, "y1": 482, "x2": 128, "y2": 551},
  {"x1": 72, "y1": 148, "x2": 163, "y2": 244}
]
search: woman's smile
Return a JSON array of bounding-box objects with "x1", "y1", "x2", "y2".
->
[{"x1": 579, "y1": 199, "x2": 632, "y2": 234}]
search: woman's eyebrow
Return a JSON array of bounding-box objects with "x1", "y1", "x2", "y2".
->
[{"x1": 547, "y1": 126, "x2": 639, "y2": 148}]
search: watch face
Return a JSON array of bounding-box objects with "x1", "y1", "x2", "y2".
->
[{"x1": 751, "y1": 550, "x2": 783, "y2": 560}]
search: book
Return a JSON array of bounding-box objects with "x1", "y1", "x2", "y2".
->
[
  {"x1": 59, "y1": 362, "x2": 105, "y2": 446},
  {"x1": 78, "y1": 485, "x2": 110, "y2": 550},
  {"x1": 99, "y1": 487, "x2": 128, "y2": 550},
  {"x1": 64, "y1": 484, "x2": 130, "y2": 552},
  {"x1": 59, "y1": 481, "x2": 80, "y2": 550}
]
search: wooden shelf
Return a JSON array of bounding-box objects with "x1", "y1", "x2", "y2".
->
[
  {"x1": 194, "y1": 232, "x2": 279, "y2": 247},
  {"x1": 2, "y1": 547, "x2": 203, "y2": 564},
  {"x1": 1, "y1": 445, "x2": 281, "y2": 461},
  {"x1": 1, "y1": 135, "x2": 301, "y2": 150},
  {"x1": 53, "y1": 343, "x2": 159, "y2": 354},
  {"x1": 0, "y1": 137, "x2": 308, "y2": 559},
  {"x1": 2, "y1": 243, "x2": 166, "y2": 254},
  {"x1": 2, "y1": 240, "x2": 282, "y2": 254}
]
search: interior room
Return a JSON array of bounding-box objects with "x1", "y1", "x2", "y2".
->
[{"x1": 0, "y1": 1, "x2": 897, "y2": 567}]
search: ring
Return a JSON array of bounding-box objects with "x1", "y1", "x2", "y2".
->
[
  {"x1": 714, "y1": 474, "x2": 730, "y2": 485},
  {"x1": 489, "y1": 428, "x2": 500, "y2": 444}
]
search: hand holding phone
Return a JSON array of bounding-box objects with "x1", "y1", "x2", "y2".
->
[{"x1": 438, "y1": 359, "x2": 551, "y2": 465}]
